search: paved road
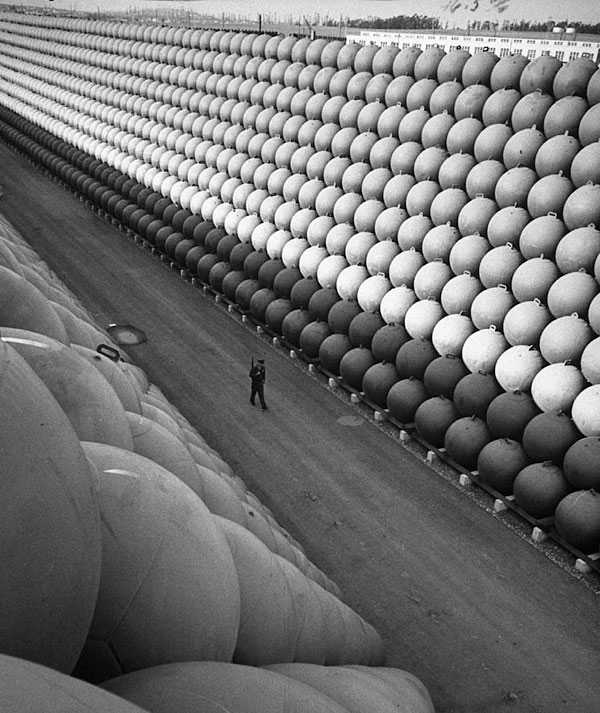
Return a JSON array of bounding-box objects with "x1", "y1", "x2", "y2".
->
[{"x1": 2, "y1": 143, "x2": 599, "y2": 713}]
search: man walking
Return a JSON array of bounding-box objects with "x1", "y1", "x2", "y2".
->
[{"x1": 249, "y1": 356, "x2": 268, "y2": 410}]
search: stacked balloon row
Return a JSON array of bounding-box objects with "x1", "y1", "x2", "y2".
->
[
  {"x1": 0, "y1": 182, "x2": 434, "y2": 711},
  {"x1": 0, "y1": 13, "x2": 599, "y2": 557}
]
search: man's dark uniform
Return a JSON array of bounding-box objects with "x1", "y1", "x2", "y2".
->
[{"x1": 249, "y1": 359, "x2": 267, "y2": 410}]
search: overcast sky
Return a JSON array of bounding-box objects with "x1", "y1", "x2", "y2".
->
[{"x1": 1, "y1": 0, "x2": 598, "y2": 25}]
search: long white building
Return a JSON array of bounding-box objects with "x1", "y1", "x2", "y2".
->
[{"x1": 346, "y1": 28, "x2": 600, "y2": 63}]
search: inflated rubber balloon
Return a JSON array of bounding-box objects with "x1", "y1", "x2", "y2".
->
[
  {"x1": 554, "y1": 490, "x2": 600, "y2": 554},
  {"x1": 216, "y1": 515, "x2": 384, "y2": 666},
  {"x1": 102, "y1": 661, "x2": 351, "y2": 713},
  {"x1": 268, "y1": 662, "x2": 435, "y2": 713},
  {"x1": 3, "y1": 331, "x2": 134, "y2": 450},
  {"x1": 513, "y1": 462, "x2": 572, "y2": 519},
  {"x1": 0, "y1": 264, "x2": 68, "y2": 342},
  {"x1": 0, "y1": 653, "x2": 149, "y2": 713},
  {"x1": 0, "y1": 339, "x2": 101, "y2": 673},
  {"x1": 126, "y1": 412, "x2": 207, "y2": 496},
  {"x1": 77, "y1": 443, "x2": 241, "y2": 682}
]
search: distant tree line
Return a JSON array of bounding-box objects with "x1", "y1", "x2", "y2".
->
[
  {"x1": 323, "y1": 14, "x2": 443, "y2": 31},
  {"x1": 325, "y1": 13, "x2": 600, "y2": 35}
]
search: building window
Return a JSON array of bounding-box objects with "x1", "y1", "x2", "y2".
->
[
  {"x1": 569, "y1": 51, "x2": 580, "y2": 59},
  {"x1": 499, "y1": 47, "x2": 511, "y2": 56},
  {"x1": 527, "y1": 49, "x2": 537, "y2": 59},
  {"x1": 555, "y1": 50, "x2": 565, "y2": 60}
]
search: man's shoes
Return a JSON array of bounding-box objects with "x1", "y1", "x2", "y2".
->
[
  {"x1": 261, "y1": 406, "x2": 268, "y2": 411},
  {"x1": 250, "y1": 400, "x2": 255, "y2": 406}
]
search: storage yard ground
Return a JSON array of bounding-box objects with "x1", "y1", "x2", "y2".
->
[{"x1": 2, "y1": 140, "x2": 600, "y2": 712}]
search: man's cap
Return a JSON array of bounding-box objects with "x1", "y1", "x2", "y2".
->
[{"x1": 258, "y1": 358, "x2": 265, "y2": 363}]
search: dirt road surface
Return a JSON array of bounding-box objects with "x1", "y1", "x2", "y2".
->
[{"x1": 1, "y1": 143, "x2": 599, "y2": 713}]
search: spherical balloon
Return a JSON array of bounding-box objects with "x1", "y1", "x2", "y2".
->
[
  {"x1": 554, "y1": 489, "x2": 600, "y2": 554},
  {"x1": 547, "y1": 272, "x2": 599, "y2": 320},
  {"x1": 414, "y1": 395, "x2": 460, "y2": 448},
  {"x1": 482, "y1": 87, "x2": 522, "y2": 126},
  {"x1": 503, "y1": 300, "x2": 553, "y2": 347},
  {"x1": 328, "y1": 299, "x2": 363, "y2": 334},
  {"x1": 527, "y1": 174, "x2": 574, "y2": 220},
  {"x1": 539, "y1": 314, "x2": 594, "y2": 365},
  {"x1": 371, "y1": 323, "x2": 411, "y2": 363},
  {"x1": 571, "y1": 142, "x2": 600, "y2": 186},
  {"x1": 531, "y1": 363, "x2": 587, "y2": 414},
  {"x1": 78, "y1": 442, "x2": 240, "y2": 680},
  {"x1": 514, "y1": 462, "x2": 572, "y2": 519},
  {"x1": 453, "y1": 371, "x2": 503, "y2": 419},
  {"x1": 477, "y1": 438, "x2": 530, "y2": 495},
  {"x1": 395, "y1": 338, "x2": 438, "y2": 380},
  {"x1": 448, "y1": 234, "x2": 491, "y2": 276},
  {"x1": 397, "y1": 215, "x2": 433, "y2": 252},
  {"x1": 487, "y1": 390, "x2": 541, "y2": 440},
  {"x1": 299, "y1": 320, "x2": 332, "y2": 360},
  {"x1": 423, "y1": 354, "x2": 469, "y2": 399},
  {"x1": 440, "y1": 274, "x2": 485, "y2": 316},
  {"x1": 462, "y1": 327, "x2": 509, "y2": 374},
  {"x1": 511, "y1": 91, "x2": 555, "y2": 132},
  {"x1": 348, "y1": 312, "x2": 386, "y2": 349},
  {"x1": 357, "y1": 274, "x2": 392, "y2": 313},
  {"x1": 543, "y1": 96, "x2": 589, "y2": 140},
  {"x1": 470, "y1": 286, "x2": 516, "y2": 331},
  {"x1": 563, "y1": 184, "x2": 600, "y2": 231},
  {"x1": 404, "y1": 299, "x2": 445, "y2": 340},
  {"x1": 340, "y1": 346, "x2": 377, "y2": 389},
  {"x1": 0, "y1": 339, "x2": 101, "y2": 673},
  {"x1": 494, "y1": 166, "x2": 538, "y2": 209},
  {"x1": 555, "y1": 226, "x2": 600, "y2": 275},
  {"x1": 494, "y1": 345, "x2": 545, "y2": 393},
  {"x1": 413, "y1": 261, "x2": 453, "y2": 301},
  {"x1": 502, "y1": 127, "x2": 546, "y2": 170},
  {"x1": 362, "y1": 362, "x2": 401, "y2": 408},
  {"x1": 571, "y1": 386, "x2": 600, "y2": 437},
  {"x1": 319, "y1": 333, "x2": 353, "y2": 375},
  {"x1": 439, "y1": 153, "x2": 478, "y2": 191},
  {"x1": 522, "y1": 411, "x2": 582, "y2": 465},
  {"x1": 479, "y1": 245, "x2": 524, "y2": 289},
  {"x1": 387, "y1": 377, "x2": 430, "y2": 423},
  {"x1": 563, "y1": 437, "x2": 600, "y2": 490},
  {"x1": 0, "y1": 654, "x2": 150, "y2": 712},
  {"x1": 535, "y1": 134, "x2": 581, "y2": 178},
  {"x1": 518, "y1": 214, "x2": 567, "y2": 260},
  {"x1": 579, "y1": 104, "x2": 600, "y2": 146},
  {"x1": 511, "y1": 258, "x2": 561, "y2": 304},
  {"x1": 380, "y1": 286, "x2": 418, "y2": 325}
]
